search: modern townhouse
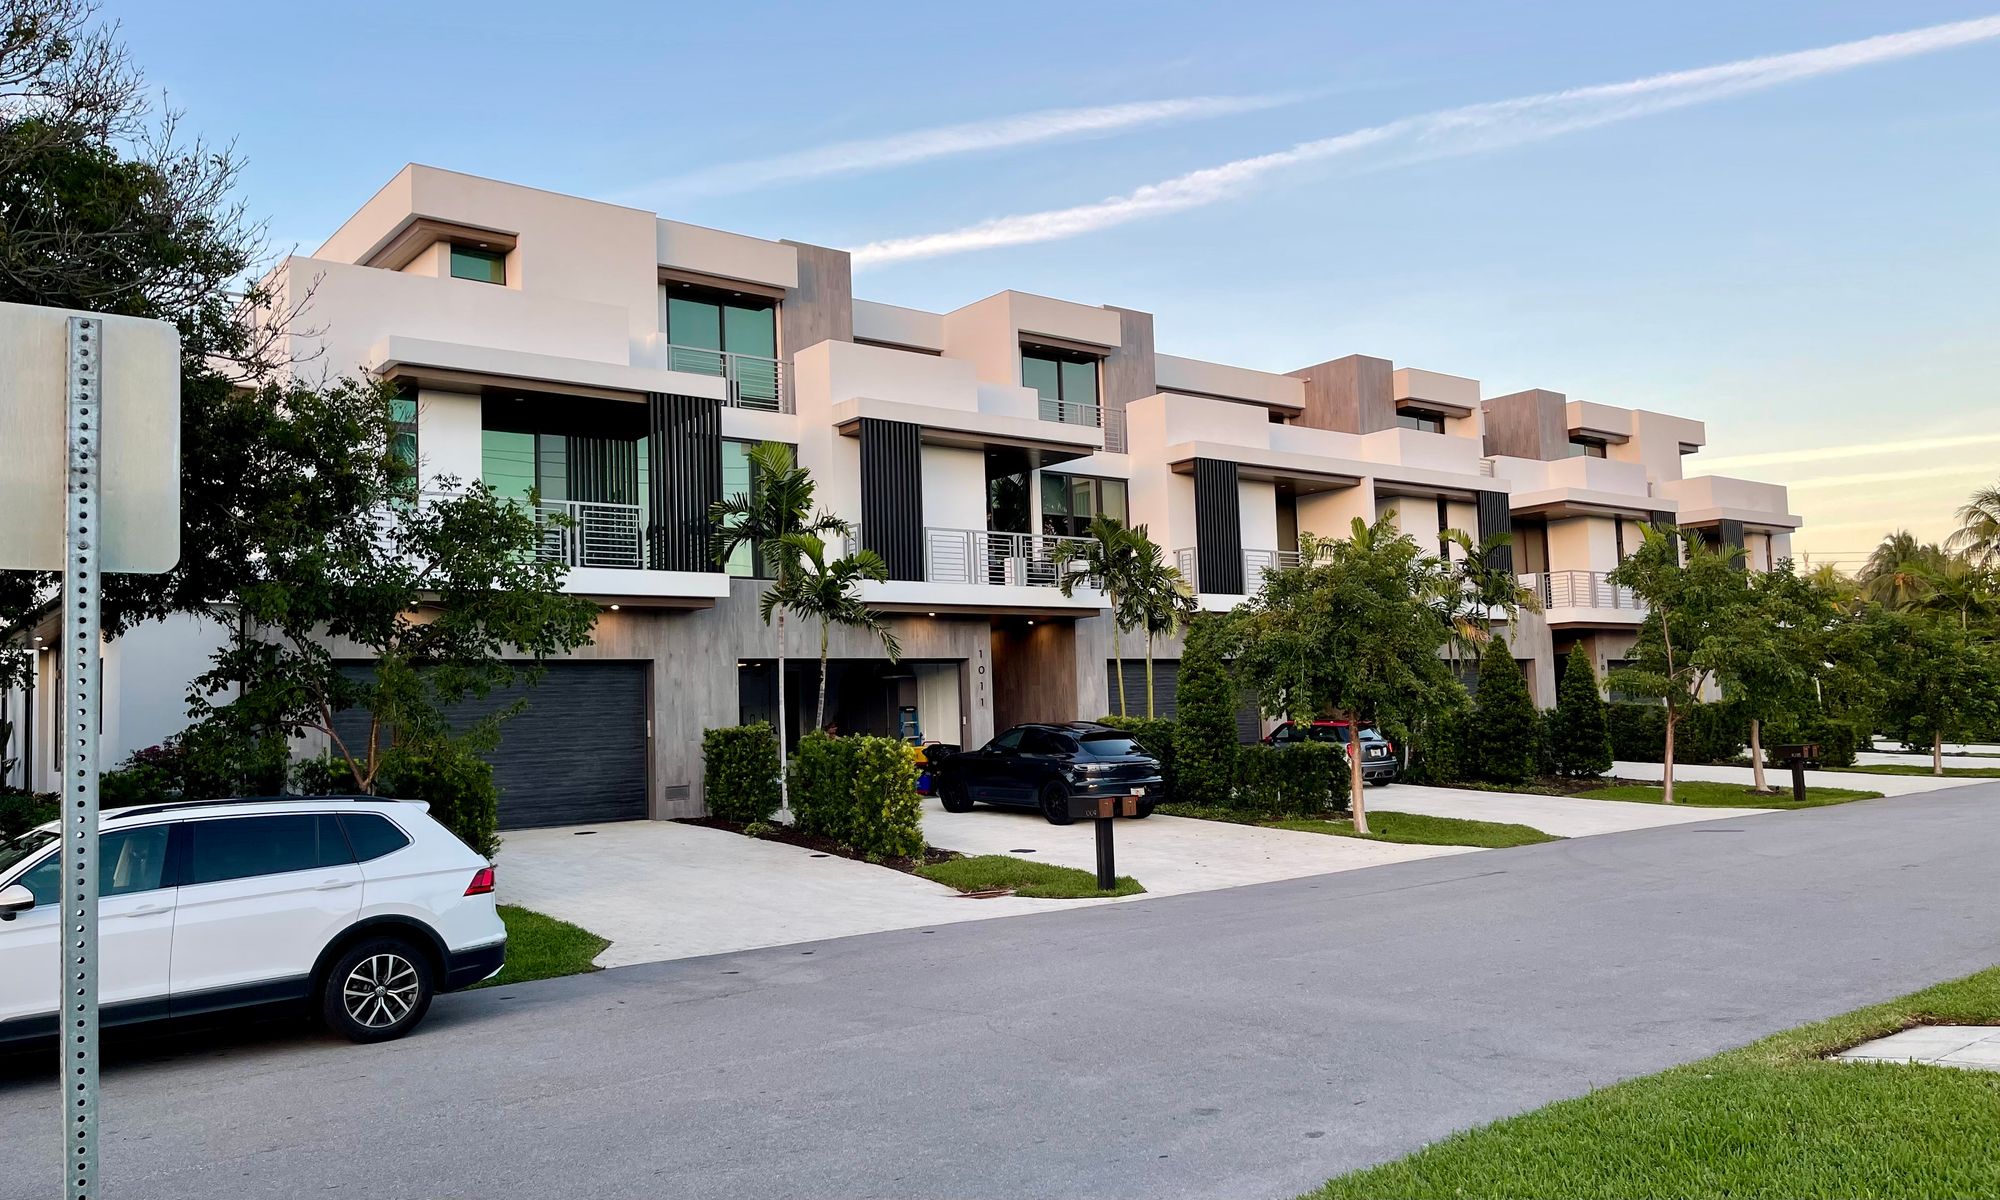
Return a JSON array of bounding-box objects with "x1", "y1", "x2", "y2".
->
[{"x1": 0, "y1": 164, "x2": 1800, "y2": 829}]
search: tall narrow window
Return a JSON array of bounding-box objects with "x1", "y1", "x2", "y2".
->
[
  {"x1": 664, "y1": 286, "x2": 781, "y2": 409},
  {"x1": 388, "y1": 387, "x2": 419, "y2": 498},
  {"x1": 449, "y1": 245, "x2": 506, "y2": 285},
  {"x1": 1039, "y1": 473, "x2": 1127, "y2": 537},
  {"x1": 1021, "y1": 346, "x2": 1100, "y2": 426}
]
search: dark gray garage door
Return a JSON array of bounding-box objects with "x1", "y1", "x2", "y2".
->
[
  {"x1": 1106, "y1": 659, "x2": 1263, "y2": 742},
  {"x1": 335, "y1": 661, "x2": 648, "y2": 829}
]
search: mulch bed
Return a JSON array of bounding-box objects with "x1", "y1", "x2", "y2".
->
[{"x1": 675, "y1": 816, "x2": 961, "y2": 875}]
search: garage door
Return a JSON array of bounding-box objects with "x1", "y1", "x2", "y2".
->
[
  {"x1": 334, "y1": 661, "x2": 649, "y2": 829},
  {"x1": 1106, "y1": 659, "x2": 1263, "y2": 742}
]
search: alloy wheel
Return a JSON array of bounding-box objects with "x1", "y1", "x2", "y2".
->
[{"x1": 342, "y1": 952, "x2": 421, "y2": 1029}]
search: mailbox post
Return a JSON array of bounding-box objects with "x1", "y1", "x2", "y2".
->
[
  {"x1": 1772, "y1": 743, "x2": 1821, "y2": 803},
  {"x1": 1068, "y1": 794, "x2": 1142, "y2": 891}
]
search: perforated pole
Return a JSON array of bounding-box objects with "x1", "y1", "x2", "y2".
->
[{"x1": 61, "y1": 315, "x2": 103, "y2": 1199}]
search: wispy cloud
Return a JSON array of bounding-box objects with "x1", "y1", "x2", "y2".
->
[
  {"x1": 1700, "y1": 431, "x2": 2000, "y2": 473},
  {"x1": 853, "y1": 15, "x2": 2000, "y2": 266},
  {"x1": 1779, "y1": 463, "x2": 1998, "y2": 490},
  {"x1": 620, "y1": 94, "x2": 1301, "y2": 202}
]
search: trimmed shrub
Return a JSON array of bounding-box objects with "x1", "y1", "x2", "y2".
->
[
  {"x1": 1548, "y1": 645, "x2": 1613, "y2": 777},
  {"x1": 790, "y1": 730, "x2": 861, "y2": 842},
  {"x1": 1763, "y1": 713, "x2": 1862, "y2": 769},
  {"x1": 96, "y1": 728, "x2": 290, "y2": 810},
  {"x1": 1604, "y1": 702, "x2": 1746, "y2": 765},
  {"x1": 1174, "y1": 615, "x2": 1240, "y2": 807},
  {"x1": 1096, "y1": 715, "x2": 1177, "y2": 801},
  {"x1": 1235, "y1": 741, "x2": 1342, "y2": 816},
  {"x1": 1392, "y1": 691, "x2": 1473, "y2": 787},
  {"x1": 377, "y1": 739, "x2": 500, "y2": 859},
  {"x1": 1471, "y1": 637, "x2": 1539, "y2": 784},
  {"x1": 702, "y1": 723, "x2": 783, "y2": 825},
  {"x1": 848, "y1": 735, "x2": 924, "y2": 861}
]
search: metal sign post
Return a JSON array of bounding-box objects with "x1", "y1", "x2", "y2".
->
[
  {"x1": 1, "y1": 299, "x2": 180, "y2": 1200},
  {"x1": 62, "y1": 316, "x2": 104, "y2": 1199}
]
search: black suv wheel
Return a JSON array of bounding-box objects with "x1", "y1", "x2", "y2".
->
[
  {"x1": 1038, "y1": 781, "x2": 1074, "y2": 826},
  {"x1": 940, "y1": 778, "x2": 974, "y2": 813},
  {"x1": 321, "y1": 937, "x2": 435, "y2": 1043}
]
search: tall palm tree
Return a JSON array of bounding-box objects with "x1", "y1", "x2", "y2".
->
[
  {"x1": 1948, "y1": 483, "x2": 2000, "y2": 568},
  {"x1": 1858, "y1": 530, "x2": 1945, "y2": 609},
  {"x1": 709, "y1": 441, "x2": 846, "y2": 813},
  {"x1": 1128, "y1": 535, "x2": 1197, "y2": 718},
  {"x1": 1059, "y1": 514, "x2": 1145, "y2": 716},
  {"x1": 1921, "y1": 555, "x2": 2000, "y2": 632},
  {"x1": 765, "y1": 533, "x2": 901, "y2": 730}
]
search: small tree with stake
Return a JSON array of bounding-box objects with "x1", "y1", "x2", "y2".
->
[
  {"x1": 1711, "y1": 561, "x2": 1831, "y2": 792},
  {"x1": 1234, "y1": 517, "x2": 1455, "y2": 833},
  {"x1": 1878, "y1": 606, "x2": 2000, "y2": 775},
  {"x1": 1548, "y1": 645, "x2": 1613, "y2": 778},
  {"x1": 1607, "y1": 526, "x2": 1751, "y2": 803}
]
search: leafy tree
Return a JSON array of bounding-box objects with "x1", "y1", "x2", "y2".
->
[
  {"x1": 1949, "y1": 482, "x2": 2000, "y2": 568},
  {"x1": 710, "y1": 442, "x2": 845, "y2": 811},
  {"x1": 764, "y1": 533, "x2": 900, "y2": 731},
  {"x1": 1878, "y1": 607, "x2": 2000, "y2": 775},
  {"x1": 1469, "y1": 636, "x2": 1538, "y2": 784},
  {"x1": 1059, "y1": 515, "x2": 1145, "y2": 716},
  {"x1": 1710, "y1": 561, "x2": 1833, "y2": 791},
  {"x1": 1233, "y1": 516, "x2": 1455, "y2": 832},
  {"x1": 1858, "y1": 531, "x2": 1947, "y2": 609},
  {"x1": 1128, "y1": 534, "x2": 1196, "y2": 719},
  {"x1": 187, "y1": 410, "x2": 600, "y2": 798},
  {"x1": 1439, "y1": 528, "x2": 1542, "y2": 645},
  {"x1": 1548, "y1": 645, "x2": 1612, "y2": 778},
  {"x1": 1171, "y1": 613, "x2": 1238, "y2": 807},
  {"x1": 1606, "y1": 527, "x2": 1751, "y2": 803}
]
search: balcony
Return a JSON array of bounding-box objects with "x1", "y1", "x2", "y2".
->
[
  {"x1": 1522, "y1": 570, "x2": 1644, "y2": 616},
  {"x1": 846, "y1": 527, "x2": 1097, "y2": 588},
  {"x1": 534, "y1": 499, "x2": 644, "y2": 569},
  {"x1": 1038, "y1": 398, "x2": 1128, "y2": 452},
  {"x1": 664, "y1": 344, "x2": 791, "y2": 413},
  {"x1": 1173, "y1": 547, "x2": 1306, "y2": 595}
]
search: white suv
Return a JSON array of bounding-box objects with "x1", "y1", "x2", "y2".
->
[{"x1": 0, "y1": 796, "x2": 506, "y2": 1045}]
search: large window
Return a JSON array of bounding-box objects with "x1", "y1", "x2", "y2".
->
[
  {"x1": 719, "y1": 440, "x2": 796, "y2": 577},
  {"x1": 449, "y1": 245, "x2": 506, "y2": 285},
  {"x1": 1040, "y1": 473, "x2": 1128, "y2": 537},
  {"x1": 1567, "y1": 437, "x2": 1608, "y2": 458},
  {"x1": 1021, "y1": 345, "x2": 1100, "y2": 425},
  {"x1": 1397, "y1": 409, "x2": 1445, "y2": 434},
  {"x1": 986, "y1": 447, "x2": 1031, "y2": 534},
  {"x1": 665, "y1": 287, "x2": 782, "y2": 408},
  {"x1": 184, "y1": 814, "x2": 352, "y2": 885},
  {"x1": 11, "y1": 825, "x2": 170, "y2": 907}
]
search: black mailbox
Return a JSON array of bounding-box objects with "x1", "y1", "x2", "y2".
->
[
  {"x1": 1068, "y1": 793, "x2": 1142, "y2": 891},
  {"x1": 1771, "y1": 743, "x2": 1820, "y2": 802}
]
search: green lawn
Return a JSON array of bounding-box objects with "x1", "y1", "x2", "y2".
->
[
  {"x1": 916, "y1": 854, "x2": 1144, "y2": 898},
  {"x1": 1308, "y1": 965, "x2": 2000, "y2": 1200},
  {"x1": 1830, "y1": 763, "x2": 2000, "y2": 778},
  {"x1": 475, "y1": 905, "x2": 611, "y2": 988},
  {"x1": 1157, "y1": 802, "x2": 1558, "y2": 848},
  {"x1": 1580, "y1": 780, "x2": 1882, "y2": 809}
]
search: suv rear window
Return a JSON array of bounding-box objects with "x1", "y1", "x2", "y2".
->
[
  {"x1": 1075, "y1": 734, "x2": 1143, "y2": 757},
  {"x1": 184, "y1": 813, "x2": 353, "y2": 885},
  {"x1": 338, "y1": 813, "x2": 412, "y2": 863}
]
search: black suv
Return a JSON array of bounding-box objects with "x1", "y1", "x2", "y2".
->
[{"x1": 935, "y1": 723, "x2": 1164, "y2": 824}]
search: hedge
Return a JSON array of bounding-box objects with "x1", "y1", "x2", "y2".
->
[
  {"x1": 0, "y1": 791, "x2": 57, "y2": 840},
  {"x1": 789, "y1": 731, "x2": 924, "y2": 861},
  {"x1": 1235, "y1": 741, "x2": 1344, "y2": 817},
  {"x1": 1095, "y1": 716, "x2": 1176, "y2": 802},
  {"x1": 377, "y1": 739, "x2": 501, "y2": 859},
  {"x1": 1604, "y1": 702, "x2": 1746, "y2": 765},
  {"x1": 1470, "y1": 637, "x2": 1538, "y2": 784},
  {"x1": 1174, "y1": 616, "x2": 1240, "y2": 807},
  {"x1": 1762, "y1": 713, "x2": 1863, "y2": 768},
  {"x1": 703, "y1": 723, "x2": 783, "y2": 825},
  {"x1": 1547, "y1": 645, "x2": 1613, "y2": 778}
]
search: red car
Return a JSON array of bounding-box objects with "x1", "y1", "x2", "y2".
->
[{"x1": 1263, "y1": 720, "x2": 1399, "y2": 785}]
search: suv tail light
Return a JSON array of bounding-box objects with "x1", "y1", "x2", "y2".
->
[{"x1": 465, "y1": 867, "x2": 496, "y2": 896}]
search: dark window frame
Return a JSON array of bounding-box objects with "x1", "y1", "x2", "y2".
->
[
  {"x1": 1020, "y1": 344, "x2": 1102, "y2": 424},
  {"x1": 449, "y1": 244, "x2": 507, "y2": 285},
  {"x1": 1397, "y1": 409, "x2": 1446, "y2": 434}
]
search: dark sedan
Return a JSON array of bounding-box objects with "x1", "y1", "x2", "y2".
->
[
  {"x1": 1265, "y1": 719, "x2": 1399, "y2": 785},
  {"x1": 935, "y1": 723, "x2": 1164, "y2": 825}
]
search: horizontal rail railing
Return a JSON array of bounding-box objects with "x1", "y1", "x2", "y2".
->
[
  {"x1": 534, "y1": 499, "x2": 644, "y2": 569},
  {"x1": 665, "y1": 344, "x2": 792, "y2": 413},
  {"x1": 1519, "y1": 569, "x2": 1642, "y2": 611}
]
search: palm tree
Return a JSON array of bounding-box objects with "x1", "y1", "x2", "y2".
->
[
  {"x1": 1948, "y1": 483, "x2": 2000, "y2": 567},
  {"x1": 1859, "y1": 531, "x2": 1946, "y2": 609},
  {"x1": 765, "y1": 533, "x2": 901, "y2": 730},
  {"x1": 1059, "y1": 514, "x2": 1145, "y2": 716},
  {"x1": 1127, "y1": 536, "x2": 1197, "y2": 718},
  {"x1": 709, "y1": 441, "x2": 846, "y2": 813},
  {"x1": 1921, "y1": 555, "x2": 2000, "y2": 632}
]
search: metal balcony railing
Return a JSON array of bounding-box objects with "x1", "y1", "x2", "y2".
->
[
  {"x1": 847, "y1": 526, "x2": 1096, "y2": 588},
  {"x1": 665, "y1": 344, "x2": 792, "y2": 413},
  {"x1": 1520, "y1": 570, "x2": 1643, "y2": 612},
  {"x1": 535, "y1": 499, "x2": 644, "y2": 569},
  {"x1": 1036, "y1": 399, "x2": 1126, "y2": 452},
  {"x1": 1174, "y1": 547, "x2": 1309, "y2": 594}
]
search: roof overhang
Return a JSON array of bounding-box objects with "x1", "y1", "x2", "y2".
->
[
  {"x1": 832, "y1": 397, "x2": 1103, "y2": 464},
  {"x1": 370, "y1": 336, "x2": 727, "y2": 403}
]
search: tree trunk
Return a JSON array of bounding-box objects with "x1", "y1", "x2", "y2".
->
[
  {"x1": 1145, "y1": 632, "x2": 1156, "y2": 719},
  {"x1": 776, "y1": 611, "x2": 790, "y2": 814},
  {"x1": 1112, "y1": 617, "x2": 1127, "y2": 718},
  {"x1": 1343, "y1": 711, "x2": 1369, "y2": 834},
  {"x1": 1935, "y1": 731, "x2": 1944, "y2": 777},
  {"x1": 816, "y1": 621, "x2": 830, "y2": 732},
  {"x1": 1749, "y1": 717, "x2": 1767, "y2": 793},
  {"x1": 1662, "y1": 713, "x2": 1677, "y2": 804}
]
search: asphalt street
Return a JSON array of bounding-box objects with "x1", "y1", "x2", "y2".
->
[{"x1": 4, "y1": 783, "x2": 1998, "y2": 1200}]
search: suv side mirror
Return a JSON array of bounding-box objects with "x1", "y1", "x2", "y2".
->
[{"x1": 0, "y1": 883, "x2": 34, "y2": 921}]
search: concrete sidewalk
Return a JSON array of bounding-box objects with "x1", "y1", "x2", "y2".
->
[
  {"x1": 1376, "y1": 784, "x2": 1773, "y2": 835},
  {"x1": 1612, "y1": 759, "x2": 1979, "y2": 795}
]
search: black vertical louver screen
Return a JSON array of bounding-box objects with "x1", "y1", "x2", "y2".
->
[
  {"x1": 1192, "y1": 458, "x2": 1243, "y2": 595},
  {"x1": 645, "y1": 392, "x2": 722, "y2": 572},
  {"x1": 1476, "y1": 490, "x2": 1513, "y2": 573},
  {"x1": 860, "y1": 418, "x2": 925, "y2": 581}
]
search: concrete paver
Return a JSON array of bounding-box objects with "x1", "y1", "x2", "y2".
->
[{"x1": 1834, "y1": 1024, "x2": 2000, "y2": 1071}]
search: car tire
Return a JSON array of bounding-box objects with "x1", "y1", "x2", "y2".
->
[
  {"x1": 1039, "y1": 780, "x2": 1075, "y2": 826},
  {"x1": 940, "y1": 778, "x2": 974, "y2": 813},
  {"x1": 321, "y1": 937, "x2": 435, "y2": 1044}
]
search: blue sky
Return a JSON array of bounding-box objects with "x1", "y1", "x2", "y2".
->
[{"x1": 120, "y1": 2, "x2": 2000, "y2": 565}]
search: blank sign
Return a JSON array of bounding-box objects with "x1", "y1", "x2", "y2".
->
[{"x1": 0, "y1": 300, "x2": 181, "y2": 574}]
